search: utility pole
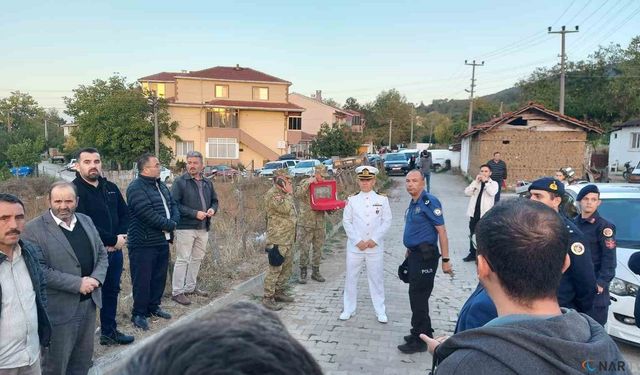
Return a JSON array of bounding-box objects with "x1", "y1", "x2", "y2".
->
[
  {"x1": 149, "y1": 91, "x2": 160, "y2": 156},
  {"x1": 548, "y1": 25, "x2": 579, "y2": 115},
  {"x1": 410, "y1": 110, "x2": 415, "y2": 145},
  {"x1": 44, "y1": 118, "x2": 48, "y2": 142},
  {"x1": 388, "y1": 119, "x2": 393, "y2": 149},
  {"x1": 465, "y1": 60, "x2": 484, "y2": 129}
]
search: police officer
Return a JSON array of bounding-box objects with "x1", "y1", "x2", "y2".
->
[
  {"x1": 295, "y1": 165, "x2": 328, "y2": 283},
  {"x1": 574, "y1": 184, "x2": 616, "y2": 325},
  {"x1": 528, "y1": 177, "x2": 596, "y2": 313},
  {"x1": 340, "y1": 166, "x2": 392, "y2": 323},
  {"x1": 262, "y1": 169, "x2": 297, "y2": 311},
  {"x1": 398, "y1": 170, "x2": 453, "y2": 354}
]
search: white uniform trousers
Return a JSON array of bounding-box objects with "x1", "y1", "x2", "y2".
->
[{"x1": 343, "y1": 250, "x2": 385, "y2": 316}]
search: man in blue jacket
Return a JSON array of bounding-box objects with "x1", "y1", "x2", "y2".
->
[{"x1": 127, "y1": 153, "x2": 179, "y2": 331}]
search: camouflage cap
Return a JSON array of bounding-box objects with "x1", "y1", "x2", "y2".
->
[
  {"x1": 314, "y1": 164, "x2": 328, "y2": 176},
  {"x1": 273, "y1": 168, "x2": 291, "y2": 178}
]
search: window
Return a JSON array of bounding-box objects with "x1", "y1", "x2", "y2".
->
[
  {"x1": 352, "y1": 116, "x2": 361, "y2": 126},
  {"x1": 206, "y1": 108, "x2": 238, "y2": 128},
  {"x1": 632, "y1": 133, "x2": 640, "y2": 150},
  {"x1": 215, "y1": 85, "x2": 229, "y2": 98},
  {"x1": 252, "y1": 87, "x2": 269, "y2": 100},
  {"x1": 206, "y1": 138, "x2": 239, "y2": 159},
  {"x1": 156, "y1": 83, "x2": 166, "y2": 98},
  {"x1": 142, "y1": 82, "x2": 149, "y2": 92},
  {"x1": 288, "y1": 116, "x2": 302, "y2": 130},
  {"x1": 176, "y1": 141, "x2": 194, "y2": 157}
]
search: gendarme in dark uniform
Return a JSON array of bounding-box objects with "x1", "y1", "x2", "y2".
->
[
  {"x1": 574, "y1": 184, "x2": 616, "y2": 325},
  {"x1": 528, "y1": 178, "x2": 596, "y2": 313},
  {"x1": 398, "y1": 171, "x2": 453, "y2": 354}
]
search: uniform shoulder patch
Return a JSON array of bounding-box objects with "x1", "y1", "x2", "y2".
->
[
  {"x1": 433, "y1": 208, "x2": 442, "y2": 216},
  {"x1": 603, "y1": 227, "x2": 614, "y2": 238},
  {"x1": 570, "y1": 242, "x2": 585, "y2": 256},
  {"x1": 605, "y1": 238, "x2": 616, "y2": 249}
]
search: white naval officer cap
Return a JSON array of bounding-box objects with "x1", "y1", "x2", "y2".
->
[{"x1": 355, "y1": 166, "x2": 379, "y2": 180}]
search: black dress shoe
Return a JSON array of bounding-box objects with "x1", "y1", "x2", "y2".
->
[
  {"x1": 131, "y1": 315, "x2": 149, "y2": 331},
  {"x1": 100, "y1": 330, "x2": 135, "y2": 346},
  {"x1": 397, "y1": 339, "x2": 428, "y2": 354},
  {"x1": 149, "y1": 308, "x2": 172, "y2": 320},
  {"x1": 462, "y1": 254, "x2": 476, "y2": 262}
]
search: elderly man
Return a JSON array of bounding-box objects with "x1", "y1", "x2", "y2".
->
[
  {"x1": 398, "y1": 170, "x2": 453, "y2": 354},
  {"x1": 423, "y1": 199, "x2": 628, "y2": 375},
  {"x1": 127, "y1": 154, "x2": 179, "y2": 331},
  {"x1": 295, "y1": 165, "x2": 329, "y2": 283},
  {"x1": 0, "y1": 194, "x2": 51, "y2": 375},
  {"x1": 23, "y1": 182, "x2": 108, "y2": 375},
  {"x1": 170, "y1": 151, "x2": 219, "y2": 306},
  {"x1": 72, "y1": 147, "x2": 134, "y2": 346},
  {"x1": 462, "y1": 164, "x2": 498, "y2": 262},
  {"x1": 340, "y1": 166, "x2": 392, "y2": 323}
]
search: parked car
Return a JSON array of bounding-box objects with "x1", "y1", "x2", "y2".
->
[
  {"x1": 9, "y1": 166, "x2": 34, "y2": 177},
  {"x1": 63, "y1": 158, "x2": 77, "y2": 172},
  {"x1": 133, "y1": 166, "x2": 173, "y2": 183},
  {"x1": 383, "y1": 153, "x2": 410, "y2": 175},
  {"x1": 624, "y1": 161, "x2": 640, "y2": 183},
  {"x1": 292, "y1": 159, "x2": 322, "y2": 177},
  {"x1": 322, "y1": 159, "x2": 335, "y2": 175},
  {"x1": 204, "y1": 165, "x2": 241, "y2": 179},
  {"x1": 565, "y1": 183, "x2": 640, "y2": 345},
  {"x1": 259, "y1": 161, "x2": 290, "y2": 177}
]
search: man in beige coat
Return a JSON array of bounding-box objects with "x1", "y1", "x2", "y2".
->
[{"x1": 462, "y1": 164, "x2": 498, "y2": 262}]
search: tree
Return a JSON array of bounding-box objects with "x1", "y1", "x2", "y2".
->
[
  {"x1": 310, "y1": 122, "x2": 361, "y2": 157},
  {"x1": 420, "y1": 112, "x2": 452, "y2": 144},
  {"x1": 6, "y1": 138, "x2": 44, "y2": 167},
  {"x1": 364, "y1": 89, "x2": 414, "y2": 146},
  {"x1": 0, "y1": 91, "x2": 41, "y2": 132},
  {"x1": 343, "y1": 97, "x2": 362, "y2": 111},
  {"x1": 65, "y1": 75, "x2": 179, "y2": 169},
  {"x1": 321, "y1": 97, "x2": 340, "y2": 108}
]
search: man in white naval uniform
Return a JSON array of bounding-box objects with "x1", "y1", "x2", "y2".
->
[{"x1": 340, "y1": 166, "x2": 392, "y2": 323}]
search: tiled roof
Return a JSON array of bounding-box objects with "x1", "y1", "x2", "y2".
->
[
  {"x1": 205, "y1": 99, "x2": 304, "y2": 111},
  {"x1": 459, "y1": 102, "x2": 603, "y2": 138},
  {"x1": 139, "y1": 66, "x2": 290, "y2": 84},
  {"x1": 614, "y1": 118, "x2": 640, "y2": 129}
]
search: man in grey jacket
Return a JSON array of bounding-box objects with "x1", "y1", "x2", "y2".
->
[
  {"x1": 422, "y1": 199, "x2": 628, "y2": 375},
  {"x1": 417, "y1": 150, "x2": 432, "y2": 192},
  {"x1": 23, "y1": 181, "x2": 108, "y2": 375}
]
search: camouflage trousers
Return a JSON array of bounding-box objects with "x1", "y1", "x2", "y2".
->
[
  {"x1": 263, "y1": 245, "x2": 294, "y2": 298},
  {"x1": 298, "y1": 225, "x2": 325, "y2": 268}
]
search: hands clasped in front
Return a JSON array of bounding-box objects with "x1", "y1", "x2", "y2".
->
[
  {"x1": 355, "y1": 239, "x2": 377, "y2": 251},
  {"x1": 79, "y1": 276, "x2": 100, "y2": 295}
]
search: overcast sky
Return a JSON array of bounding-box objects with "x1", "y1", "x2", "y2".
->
[{"x1": 1, "y1": 0, "x2": 638, "y2": 114}]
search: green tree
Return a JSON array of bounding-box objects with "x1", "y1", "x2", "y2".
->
[
  {"x1": 0, "y1": 91, "x2": 41, "y2": 133},
  {"x1": 364, "y1": 89, "x2": 414, "y2": 146},
  {"x1": 419, "y1": 112, "x2": 452, "y2": 144},
  {"x1": 310, "y1": 122, "x2": 361, "y2": 157},
  {"x1": 6, "y1": 138, "x2": 44, "y2": 167},
  {"x1": 65, "y1": 75, "x2": 179, "y2": 169},
  {"x1": 343, "y1": 97, "x2": 362, "y2": 111}
]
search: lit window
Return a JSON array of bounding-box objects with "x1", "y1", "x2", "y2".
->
[
  {"x1": 206, "y1": 138, "x2": 239, "y2": 159},
  {"x1": 252, "y1": 87, "x2": 269, "y2": 100},
  {"x1": 157, "y1": 83, "x2": 166, "y2": 98},
  {"x1": 206, "y1": 108, "x2": 238, "y2": 128},
  {"x1": 142, "y1": 82, "x2": 149, "y2": 92},
  {"x1": 215, "y1": 85, "x2": 229, "y2": 98},
  {"x1": 176, "y1": 141, "x2": 194, "y2": 157}
]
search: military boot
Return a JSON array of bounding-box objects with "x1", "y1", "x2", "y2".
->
[
  {"x1": 274, "y1": 292, "x2": 295, "y2": 303},
  {"x1": 262, "y1": 297, "x2": 282, "y2": 311},
  {"x1": 311, "y1": 267, "x2": 325, "y2": 282},
  {"x1": 299, "y1": 267, "x2": 308, "y2": 284}
]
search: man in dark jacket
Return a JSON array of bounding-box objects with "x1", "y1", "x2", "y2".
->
[
  {"x1": 486, "y1": 151, "x2": 507, "y2": 202},
  {"x1": 423, "y1": 199, "x2": 628, "y2": 375},
  {"x1": 127, "y1": 153, "x2": 179, "y2": 331},
  {"x1": 0, "y1": 194, "x2": 51, "y2": 374},
  {"x1": 73, "y1": 147, "x2": 134, "y2": 346},
  {"x1": 170, "y1": 151, "x2": 218, "y2": 305}
]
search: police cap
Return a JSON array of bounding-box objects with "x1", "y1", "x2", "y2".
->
[
  {"x1": 528, "y1": 177, "x2": 565, "y2": 196},
  {"x1": 576, "y1": 184, "x2": 599, "y2": 201}
]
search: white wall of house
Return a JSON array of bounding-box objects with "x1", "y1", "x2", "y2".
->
[
  {"x1": 609, "y1": 126, "x2": 640, "y2": 171},
  {"x1": 289, "y1": 93, "x2": 349, "y2": 135},
  {"x1": 460, "y1": 137, "x2": 471, "y2": 175}
]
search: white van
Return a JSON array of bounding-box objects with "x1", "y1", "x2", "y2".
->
[{"x1": 426, "y1": 149, "x2": 451, "y2": 170}]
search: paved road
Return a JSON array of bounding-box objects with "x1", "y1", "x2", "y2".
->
[
  {"x1": 39, "y1": 160, "x2": 75, "y2": 181},
  {"x1": 272, "y1": 172, "x2": 640, "y2": 374}
]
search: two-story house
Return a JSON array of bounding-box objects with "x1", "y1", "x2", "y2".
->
[{"x1": 138, "y1": 65, "x2": 304, "y2": 168}]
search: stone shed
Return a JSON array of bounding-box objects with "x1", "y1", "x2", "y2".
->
[{"x1": 459, "y1": 102, "x2": 603, "y2": 189}]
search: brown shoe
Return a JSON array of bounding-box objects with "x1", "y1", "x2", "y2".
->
[
  {"x1": 186, "y1": 289, "x2": 210, "y2": 297},
  {"x1": 274, "y1": 293, "x2": 295, "y2": 303},
  {"x1": 299, "y1": 267, "x2": 308, "y2": 284},
  {"x1": 262, "y1": 297, "x2": 282, "y2": 311},
  {"x1": 172, "y1": 293, "x2": 191, "y2": 306},
  {"x1": 311, "y1": 267, "x2": 325, "y2": 282}
]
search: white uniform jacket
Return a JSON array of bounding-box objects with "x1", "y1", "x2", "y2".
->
[
  {"x1": 464, "y1": 179, "x2": 499, "y2": 218},
  {"x1": 342, "y1": 191, "x2": 392, "y2": 253}
]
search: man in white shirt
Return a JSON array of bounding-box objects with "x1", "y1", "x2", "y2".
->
[
  {"x1": 340, "y1": 166, "x2": 392, "y2": 323},
  {"x1": 462, "y1": 164, "x2": 498, "y2": 262}
]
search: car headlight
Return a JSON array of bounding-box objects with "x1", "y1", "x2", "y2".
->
[{"x1": 609, "y1": 277, "x2": 638, "y2": 297}]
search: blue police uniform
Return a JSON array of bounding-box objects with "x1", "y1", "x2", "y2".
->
[
  {"x1": 628, "y1": 253, "x2": 640, "y2": 328},
  {"x1": 454, "y1": 283, "x2": 497, "y2": 333},
  {"x1": 403, "y1": 190, "x2": 443, "y2": 339},
  {"x1": 575, "y1": 211, "x2": 617, "y2": 325}
]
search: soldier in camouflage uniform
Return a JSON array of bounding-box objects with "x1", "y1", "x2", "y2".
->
[
  {"x1": 295, "y1": 164, "x2": 328, "y2": 283},
  {"x1": 262, "y1": 169, "x2": 298, "y2": 311}
]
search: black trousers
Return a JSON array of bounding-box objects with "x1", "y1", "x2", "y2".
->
[
  {"x1": 468, "y1": 216, "x2": 480, "y2": 256},
  {"x1": 407, "y1": 248, "x2": 440, "y2": 338},
  {"x1": 101, "y1": 249, "x2": 124, "y2": 334},
  {"x1": 129, "y1": 243, "x2": 170, "y2": 317},
  {"x1": 588, "y1": 291, "x2": 610, "y2": 326}
]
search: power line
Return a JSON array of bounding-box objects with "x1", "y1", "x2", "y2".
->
[
  {"x1": 551, "y1": 0, "x2": 578, "y2": 27},
  {"x1": 548, "y1": 25, "x2": 580, "y2": 115},
  {"x1": 565, "y1": 0, "x2": 593, "y2": 25}
]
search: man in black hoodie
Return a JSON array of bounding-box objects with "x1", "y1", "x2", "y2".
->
[
  {"x1": 73, "y1": 148, "x2": 134, "y2": 346},
  {"x1": 422, "y1": 199, "x2": 629, "y2": 375}
]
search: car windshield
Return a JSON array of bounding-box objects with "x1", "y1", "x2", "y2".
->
[
  {"x1": 263, "y1": 162, "x2": 281, "y2": 170},
  {"x1": 385, "y1": 154, "x2": 405, "y2": 161},
  {"x1": 599, "y1": 198, "x2": 640, "y2": 248},
  {"x1": 297, "y1": 161, "x2": 315, "y2": 168}
]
